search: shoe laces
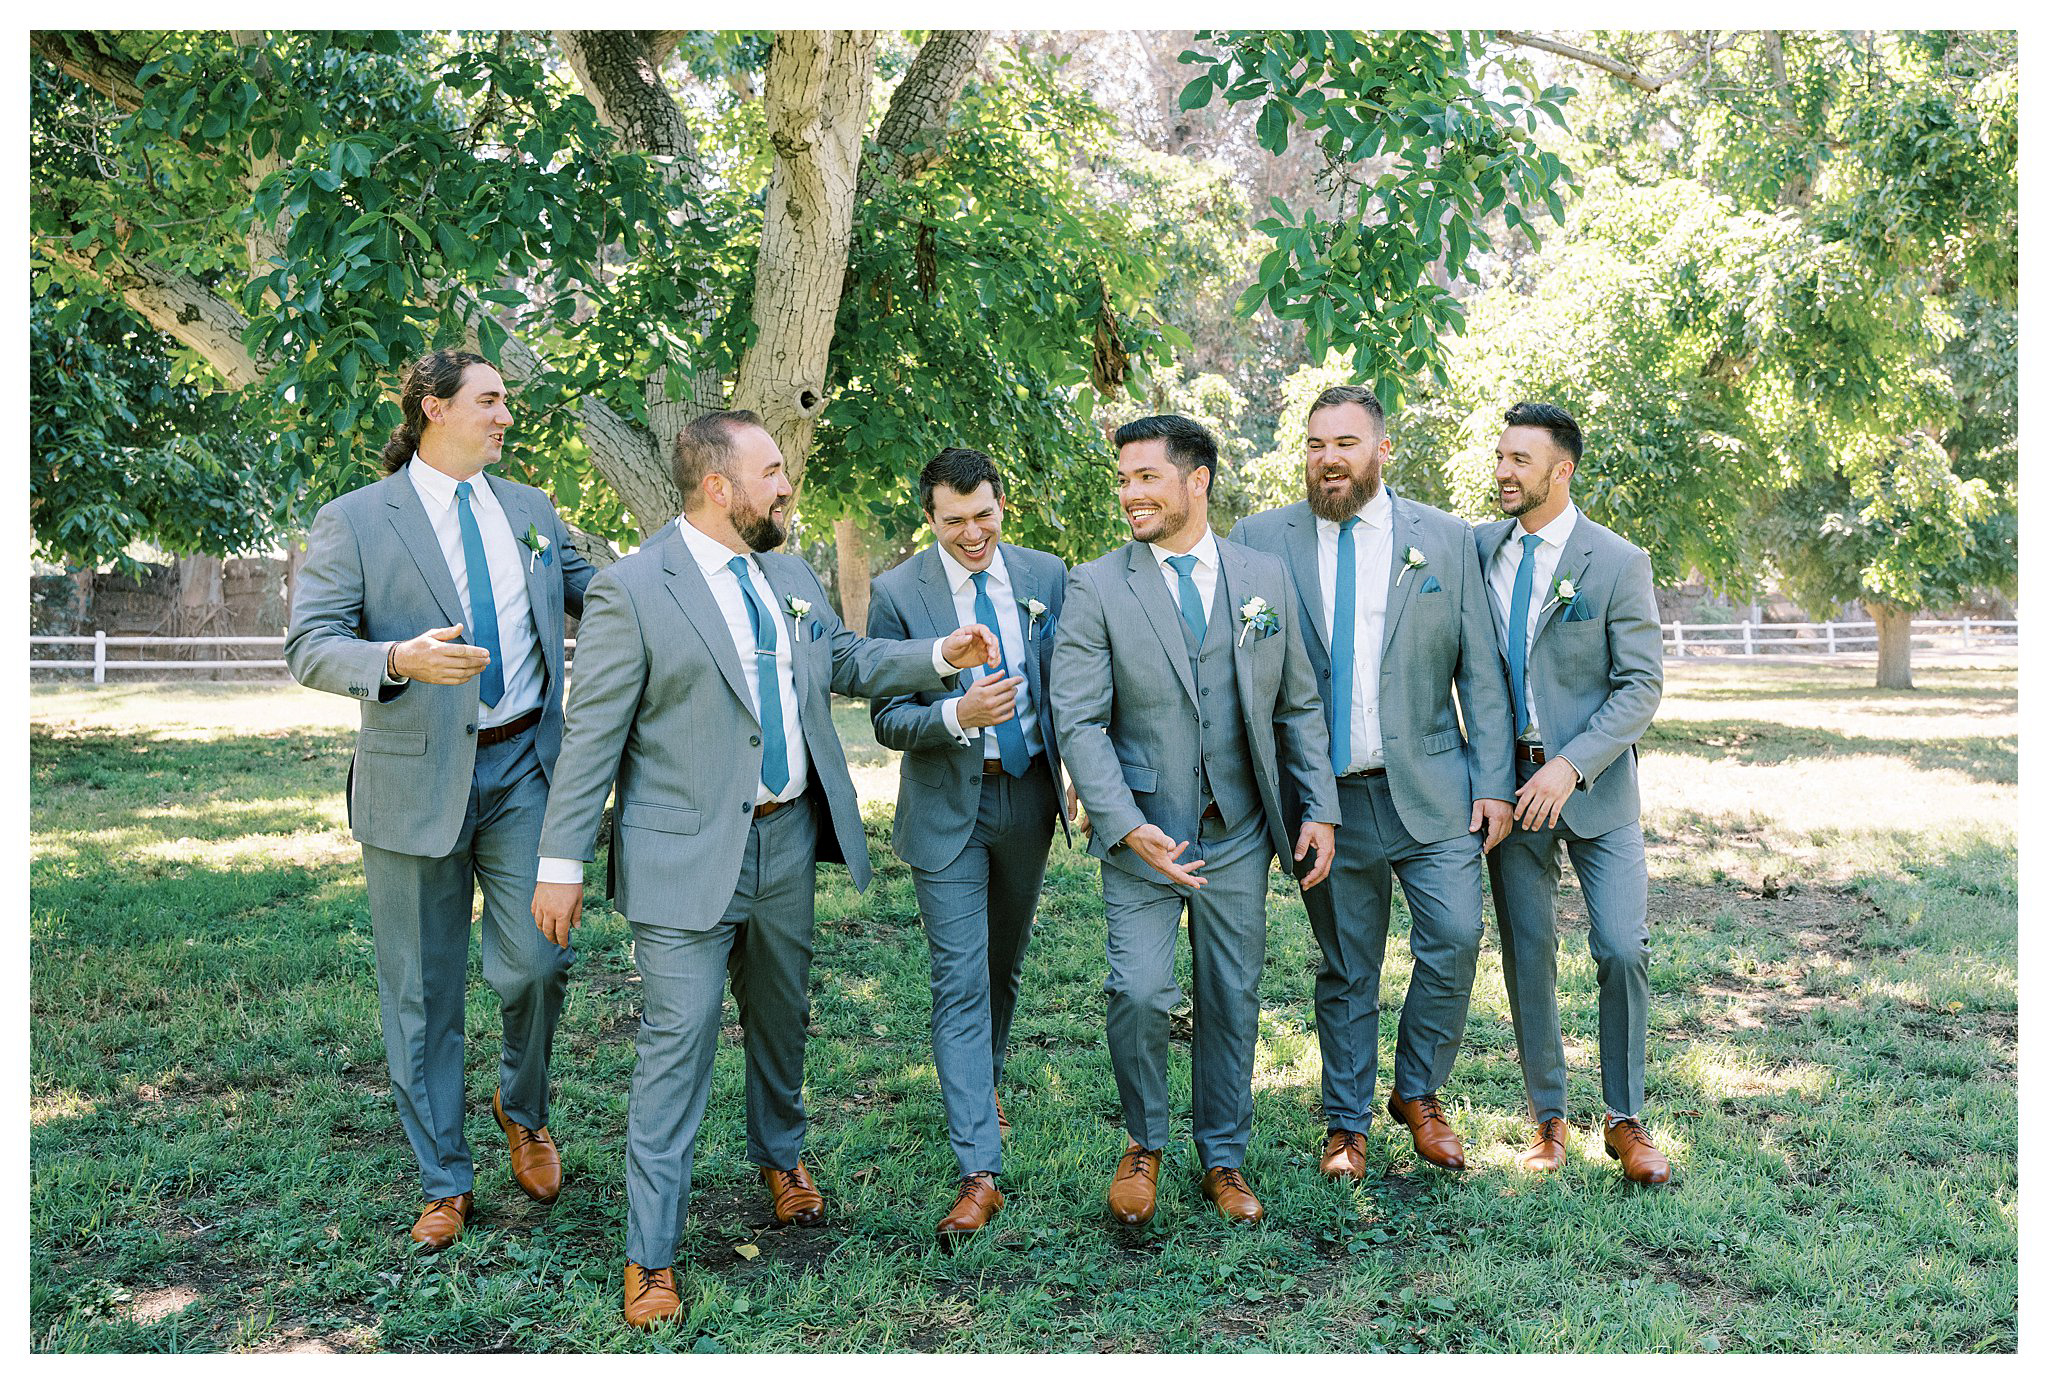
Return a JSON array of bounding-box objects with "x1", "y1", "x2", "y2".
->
[
  {"x1": 1120, "y1": 1147, "x2": 1158, "y2": 1181},
  {"x1": 959, "y1": 1172, "x2": 997, "y2": 1196},
  {"x1": 1607, "y1": 1116, "x2": 1648, "y2": 1147},
  {"x1": 1412, "y1": 1092, "x2": 1448, "y2": 1125},
  {"x1": 631, "y1": 1266, "x2": 676, "y2": 1302},
  {"x1": 507, "y1": 1122, "x2": 547, "y2": 1152},
  {"x1": 1536, "y1": 1117, "x2": 1568, "y2": 1143},
  {"x1": 775, "y1": 1163, "x2": 817, "y2": 1192},
  {"x1": 424, "y1": 1194, "x2": 466, "y2": 1216},
  {"x1": 1209, "y1": 1167, "x2": 1251, "y2": 1196},
  {"x1": 1329, "y1": 1130, "x2": 1367, "y2": 1156}
]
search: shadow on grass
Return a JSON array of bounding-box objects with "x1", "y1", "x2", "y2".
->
[{"x1": 1641, "y1": 718, "x2": 2015, "y2": 783}]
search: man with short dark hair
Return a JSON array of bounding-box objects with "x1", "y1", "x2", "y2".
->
[
  {"x1": 1051, "y1": 414, "x2": 1338, "y2": 1229},
  {"x1": 1477, "y1": 401, "x2": 1670, "y2": 1185},
  {"x1": 1230, "y1": 383, "x2": 1514, "y2": 1179},
  {"x1": 529, "y1": 411, "x2": 1002, "y2": 1326},
  {"x1": 287, "y1": 349, "x2": 594, "y2": 1250},
  {"x1": 867, "y1": 447, "x2": 1070, "y2": 1245}
]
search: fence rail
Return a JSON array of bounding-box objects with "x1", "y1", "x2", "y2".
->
[{"x1": 28, "y1": 620, "x2": 2016, "y2": 681}]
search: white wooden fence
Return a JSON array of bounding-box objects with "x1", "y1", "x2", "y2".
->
[{"x1": 27, "y1": 620, "x2": 2015, "y2": 681}]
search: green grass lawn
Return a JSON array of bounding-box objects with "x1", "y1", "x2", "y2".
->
[{"x1": 29, "y1": 660, "x2": 2017, "y2": 1352}]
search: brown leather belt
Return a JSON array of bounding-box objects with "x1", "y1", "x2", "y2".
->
[
  {"x1": 983, "y1": 758, "x2": 1008, "y2": 778},
  {"x1": 755, "y1": 797, "x2": 790, "y2": 819},
  {"x1": 1517, "y1": 743, "x2": 1548, "y2": 766},
  {"x1": 477, "y1": 707, "x2": 543, "y2": 747},
  {"x1": 1200, "y1": 802, "x2": 1223, "y2": 823},
  {"x1": 1341, "y1": 767, "x2": 1388, "y2": 779}
]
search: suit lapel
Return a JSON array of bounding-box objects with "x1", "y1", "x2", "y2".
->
[
  {"x1": 382, "y1": 469, "x2": 465, "y2": 629},
  {"x1": 1221, "y1": 542, "x2": 1263, "y2": 707},
  {"x1": 916, "y1": 546, "x2": 959, "y2": 644},
  {"x1": 1125, "y1": 544, "x2": 1199, "y2": 706},
  {"x1": 1379, "y1": 491, "x2": 1420, "y2": 656},
  {"x1": 755, "y1": 552, "x2": 815, "y2": 708},
  {"x1": 1000, "y1": 544, "x2": 1046, "y2": 685},
  {"x1": 1281, "y1": 506, "x2": 1330, "y2": 661},
  {"x1": 660, "y1": 526, "x2": 758, "y2": 722},
  {"x1": 1531, "y1": 528, "x2": 1600, "y2": 648},
  {"x1": 490, "y1": 477, "x2": 556, "y2": 642},
  {"x1": 1478, "y1": 520, "x2": 1513, "y2": 649}
]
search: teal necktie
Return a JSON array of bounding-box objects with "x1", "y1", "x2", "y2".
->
[
  {"x1": 1166, "y1": 554, "x2": 1207, "y2": 648},
  {"x1": 728, "y1": 556, "x2": 789, "y2": 795},
  {"x1": 454, "y1": 481, "x2": 505, "y2": 708},
  {"x1": 970, "y1": 571, "x2": 1031, "y2": 777},
  {"x1": 1506, "y1": 533, "x2": 1543, "y2": 737},
  {"x1": 1329, "y1": 516, "x2": 1361, "y2": 772}
]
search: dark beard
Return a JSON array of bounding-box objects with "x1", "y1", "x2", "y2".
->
[
  {"x1": 1306, "y1": 468, "x2": 1381, "y2": 522},
  {"x1": 732, "y1": 494, "x2": 788, "y2": 552}
]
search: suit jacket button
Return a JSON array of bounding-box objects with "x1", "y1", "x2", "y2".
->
[
  {"x1": 741, "y1": 802, "x2": 752, "y2": 814},
  {"x1": 750, "y1": 735, "x2": 761, "y2": 747},
  {"x1": 465, "y1": 723, "x2": 476, "y2": 735}
]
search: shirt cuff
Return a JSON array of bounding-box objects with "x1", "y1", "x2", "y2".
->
[
  {"x1": 940, "y1": 696, "x2": 975, "y2": 747},
  {"x1": 536, "y1": 856, "x2": 586, "y2": 885},
  {"x1": 929, "y1": 638, "x2": 954, "y2": 677},
  {"x1": 1555, "y1": 755, "x2": 1584, "y2": 787},
  {"x1": 381, "y1": 642, "x2": 409, "y2": 686}
]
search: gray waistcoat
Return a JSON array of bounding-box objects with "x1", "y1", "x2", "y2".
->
[{"x1": 1180, "y1": 563, "x2": 1261, "y2": 834}]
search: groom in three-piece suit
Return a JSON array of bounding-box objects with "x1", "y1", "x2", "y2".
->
[
  {"x1": 1050, "y1": 414, "x2": 1338, "y2": 1229},
  {"x1": 1477, "y1": 401, "x2": 1670, "y2": 1185},
  {"x1": 1229, "y1": 384, "x2": 1515, "y2": 1180},
  {"x1": 287, "y1": 349, "x2": 594, "y2": 1250},
  {"x1": 528, "y1": 410, "x2": 1000, "y2": 1327},
  {"x1": 867, "y1": 448, "x2": 1070, "y2": 1245}
]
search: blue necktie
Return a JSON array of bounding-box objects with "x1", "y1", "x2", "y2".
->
[
  {"x1": 1328, "y1": 516, "x2": 1361, "y2": 773},
  {"x1": 1506, "y1": 532, "x2": 1543, "y2": 737},
  {"x1": 728, "y1": 556, "x2": 790, "y2": 795},
  {"x1": 970, "y1": 571, "x2": 1031, "y2": 777},
  {"x1": 454, "y1": 480, "x2": 505, "y2": 709},
  {"x1": 1166, "y1": 554, "x2": 1207, "y2": 648}
]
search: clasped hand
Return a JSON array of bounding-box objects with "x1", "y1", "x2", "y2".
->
[{"x1": 391, "y1": 624, "x2": 490, "y2": 684}]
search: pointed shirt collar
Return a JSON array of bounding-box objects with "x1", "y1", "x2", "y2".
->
[
  {"x1": 1516, "y1": 502, "x2": 1580, "y2": 552},
  {"x1": 1147, "y1": 527, "x2": 1220, "y2": 573},
  {"x1": 936, "y1": 542, "x2": 1012, "y2": 598},
  {"x1": 406, "y1": 454, "x2": 496, "y2": 515},
  {"x1": 1313, "y1": 483, "x2": 1393, "y2": 539},
  {"x1": 677, "y1": 514, "x2": 760, "y2": 580}
]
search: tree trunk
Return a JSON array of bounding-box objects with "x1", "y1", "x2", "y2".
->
[
  {"x1": 282, "y1": 535, "x2": 307, "y2": 629},
  {"x1": 834, "y1": 517, "x2": 873, "y2": 633},
  {"x1": 176, "y1": 553, "x2": 226, "y2": 678},
  {"x1": 1870, "y1": 601, "x2": 1915, "y2": 690}
]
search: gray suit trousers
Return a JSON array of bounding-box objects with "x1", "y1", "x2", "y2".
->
[
  {"x1": 1299, "y1": 773, "x2": 1484, "y2": 1130},
  {"x1": 360, "y1": 728, "x2": 574, "y2": 1198},
  {"x1": 1102, "y1": 810, "x2": 1272, "y2": 1170},
  {"x1": 911, "y1": 759, "x2": 1056, "y2": 1177},
  {"x1": 1488, "y1": 758, "x2": 1651, "y2": 1121},
  {"x1": 624, "y1": 795, "x2": 818, "y2": 1272}
]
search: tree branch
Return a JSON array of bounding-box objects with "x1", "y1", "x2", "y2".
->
[
  {"x1": 855, "y1": 30, "x2": 990, "y2": 205},
  {"x1": 1496, "y1": 29, "x2": 1750, "y2": 95},
  {"x1": 32, "y1": 31, "x2": 145, "y2": 111}
]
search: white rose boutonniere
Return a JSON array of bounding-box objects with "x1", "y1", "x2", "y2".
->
[
  {"x1": 1396, "y1": 546, "x2": 1427, "y2": 586},
  {"x1": 1541, "y1": 573, "x2": 1580, "y2": 617},
  {"x1": 783, "y1": 594, "x2": 812, "y2": 640},
  {"x1": 1238, "y1": 594, "x2": 1279, "y2": 647},
  {"x1": 1022, "y1": 596, "x2": 1049, "y2": 639},
  {"x1": 520, "y1": 523, "x2": 553, "y2": 572}
]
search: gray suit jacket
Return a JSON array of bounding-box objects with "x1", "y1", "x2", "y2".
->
[
  {"x1": 1474, "y1": 512, "x2": 1664, "y2": 836},
  {"x1": 1048, "y1": 536, "x2": 1339, "y2": 886},
  {"x1": 285, "y1": 466, "x2": 594, "y2": 858},
  {"x1": 867, "y1": 542, "x2": 1071, "y2": 872},
  {"x1": 1229, "y1": 492, "x2": 1514, "y2": 845},
  {"x1": 536, "y1": 521, "x2": 953, "y2": 930}
]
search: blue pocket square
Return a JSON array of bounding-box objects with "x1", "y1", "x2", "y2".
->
[
  {"x1": 807, "y1": 618, "x2": 822, "y2": 640},
  {"x1": 1420, "y1": 575, "x2": 1442, "y2": 594},
  {"x1": 1562, "y1": 603, "x2": 1596, "y2": 623}
]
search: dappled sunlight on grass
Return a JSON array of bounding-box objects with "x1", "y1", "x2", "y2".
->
[
  {"x1": 1668, "y1": 1043, "x2": 1835, "y2": 1101},
  {"x1": 133, "y1": 829, "x2": 358, "y2": 871}
]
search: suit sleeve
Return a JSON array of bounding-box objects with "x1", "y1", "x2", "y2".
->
[
  {"x1": 537, "y1": 569, "x2": 646, "y2": 862},
  {"x1": 810, "y1": 566, "x2": 954, "y2": 700},
  {"x1": 1048, "y1": 568, "x2": 1146, "y2": 847},
  {"x1": 867, "y1": 578, "x2": 959, "y2": 752},
  {"x1": 552, "y1": 506, "x2": 596, "y2": 620},
  {"x1": 285, "y1": 500, "x2": 403, "y2": 703},
  {"x1": 1270, "y1": 569, "x2": 1340, "y2": 827},
  {"x1": 1452, "y1": 526, "x2": 1516, "y2": 801},
  {"x1": 1556, "y1": 549, "x2": 1664, "y2": 787}
]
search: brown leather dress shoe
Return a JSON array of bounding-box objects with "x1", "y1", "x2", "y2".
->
[
  {"x1": 1106, "y1": 1141, "x2": 1161, "y2": 1227},
  {"x1": 409, "y1": 1193, "x2": 473, "y2": 1251},
  {"x1": 994, "y1": 1090, "x2": 1010, "y2": 1135},
  {"x1": 623, "y1": 1261, "x2": 682, "y2": 1329},
  {"x1": 936, "y1": 1172, "x2": 1004, "y2": 1246},
  {"x1": 1200, "y1": 1166, "x2": 1266, "y2": 1224},
  {"x1": 1387, "y1": 1091, "x2": 1467, "y2": 1170},
  {"x1": 762, "y1": 1160, "x2": 825, "y2": 1227},
  {"x1": 1519, "y1": 1117, "x2": 1570, "y2": 1173},
  {"x1": 493, "y1": 1089, "x2": 562, "y2": 1204},
  {"x1": 1603, "y1": 1117, "x2": 1672, "y2": 1185},
  {"x1": 1319, "y1": 1129, "x2": 1370, "y2": 1180}
]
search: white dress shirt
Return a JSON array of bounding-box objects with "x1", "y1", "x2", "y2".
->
[
  {"x1": 538, "y1": 515, "x2": 953, "y2": 886},
  {"x1": 1487, "y1": 502, "x2": 1580, "y2": 742},
  {"x1": 936, "y1": 545, "x2": 1044, "y2": 757},
  {"x1": 1149, "y1": 528, "x2": 1222, "y2": 636},
  {"x1": 1317, "y1": 485, "x2": 1394, "y2": 773},
  {"x1": 390, "y1": 457, "x2": 545, "y2": 729}
]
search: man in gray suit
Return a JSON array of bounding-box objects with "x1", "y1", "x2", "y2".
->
[
  {"x1": 1477, "y1": 401, "x2": 1669, "y2": 1185},
  {"x1": 1050, "y1": 415, "x2": 1338, "y2": 1229},
  {"x1": 528, "y1": 410, "x2": 999, "y2": 1328},
  {"x1": 867, "y1": 448, "x2": 1070, "y2": 1245},
  {"x1": 1229, "y1": 385, "x2": 1514, "y2": 1179},
  {"x1": 287, "y1": 349, "x2": 594, "y2": 1250}
]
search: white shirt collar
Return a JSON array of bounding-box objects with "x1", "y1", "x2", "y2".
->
[
  {"x1": 1517, "y1": 502, "x2": 1579, "y2": 550},
  {"x1": 407, "y1": 454, "x2": 493, "y2": 513},
  {"x1": 1315, "y1": 484, "x2": 1394, "y2": 535},
  {"x1": 1149, "y1": 527, "x2": 1220, "y2": 572},
  {"x1": 677, "y1": 514, "x2": 757, "y2": 579},
  {"x1": 937, "y1": 542, "x2": 1010, "y2": 597}
]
